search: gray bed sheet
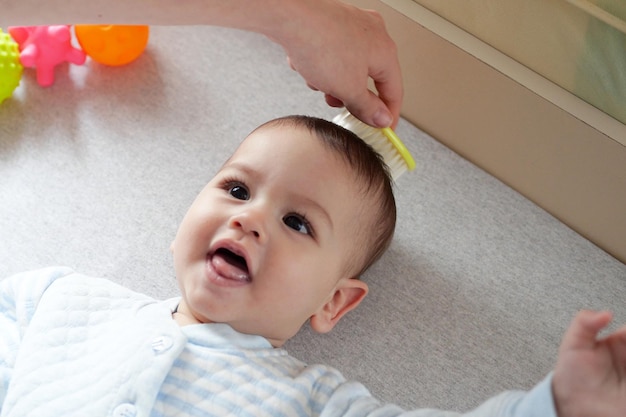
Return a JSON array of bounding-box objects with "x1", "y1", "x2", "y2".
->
[{"x1": 1, "y1": 26, "x2": 625, "y2": 412}]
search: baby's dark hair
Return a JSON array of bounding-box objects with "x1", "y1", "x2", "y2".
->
[{"x1": 255, "y1": 115, "x2": 397, "y2": 278}]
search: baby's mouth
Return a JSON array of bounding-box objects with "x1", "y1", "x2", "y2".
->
[{"x1": 210, "y1": 248, "x2": 251, "y2": 282}]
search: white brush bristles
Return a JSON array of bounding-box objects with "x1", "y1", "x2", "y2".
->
[{"x1": 332, "y1": 110, "x2": 414, "y2": 181}]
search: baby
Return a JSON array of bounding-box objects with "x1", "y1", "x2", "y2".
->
[
  {"x1": 169, "y1": 115, "x2": 395, "y2": 346},
  {"x1": 1, "y1": 115, "x2": 624, "y2": 417}
]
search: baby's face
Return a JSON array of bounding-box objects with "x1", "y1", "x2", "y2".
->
[{"x1": 171, "y1": 124, "x2": 369, "y2": 346}]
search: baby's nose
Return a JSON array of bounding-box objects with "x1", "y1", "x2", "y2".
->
[
  {"x1": 229, "y1": 207, "x2": 266, "y2": 240},
  {"x1": 231, "y1": 218, "x2": 260, "y2": 238}
]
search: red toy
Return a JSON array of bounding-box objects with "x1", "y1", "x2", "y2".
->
[{"x1": 8, "y1": 25, "x2": 86, "y2": 87}]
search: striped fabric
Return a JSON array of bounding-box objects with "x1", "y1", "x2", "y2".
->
[
  {"x1": 1, "y1": 268, "x2": 556, "y2": 417},
  {"x1": 151, "y1": 323, "x2": 349, "y2": 417}
]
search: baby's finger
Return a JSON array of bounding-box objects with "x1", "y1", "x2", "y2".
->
[
  {"x1": 602, "y1": 322, "x2": 626, "y2": 350},
  {"x1": 562, "y1": 310, "x2": 613, "y2": 352},
  {"x1": 597, "y1": 323, "x2": 626, "y2": 379}
]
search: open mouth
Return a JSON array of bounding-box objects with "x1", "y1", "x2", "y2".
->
[
  {"x1": 215, "y1": 248, "x2": 248, "y2": 273},
  {"x1": 210, "y1": 247, "x2": 251, "y2": 282}
]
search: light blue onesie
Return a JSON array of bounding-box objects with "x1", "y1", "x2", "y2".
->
[{"x1": 0, "y1": 267, "x2": 557, "y2": 417}]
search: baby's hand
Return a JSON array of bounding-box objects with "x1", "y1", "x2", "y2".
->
[{"x1": 552, "y1": 310, "x2": 626, "y2": 417}]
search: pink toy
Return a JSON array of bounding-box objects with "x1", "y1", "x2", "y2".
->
[{"x1": 8, "y1": 25, "x2": 86, "y2": 87}]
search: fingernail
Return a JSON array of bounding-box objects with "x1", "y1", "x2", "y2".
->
[{"x1": 373, "y1": 109, "x2": 392, "y2": 128}]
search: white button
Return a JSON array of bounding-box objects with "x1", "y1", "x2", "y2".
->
[
  {"x1": 151, "y1": 336, "x2": 174, "y2": 353},
  {"x1": 113, "y1": 403, "x2": 137, "y2": 417}
]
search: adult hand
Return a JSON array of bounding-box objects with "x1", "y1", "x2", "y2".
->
[
  {"x1": 0, "y1": 0, "x2": 403, "y2": 128},
  {"x1": 552, "y1": 310, "x2": 626, "y2": 417},
  {"x1": 271, "y1": 1, "x2": 403, "y2": 129}
]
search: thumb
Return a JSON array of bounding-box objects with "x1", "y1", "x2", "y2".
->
[
  {"x1": 344, "y1": 90, "x2": 393, "y2": 129},
  {"x1": 561, "y1": 310, "x2": 613, "y2": 351}
]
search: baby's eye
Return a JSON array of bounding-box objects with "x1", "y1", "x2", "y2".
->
[
  {"x1": 228, "y1": 183, "x2": 249, "y2": 200},
  {"x1": 283, "y1": 214, "x2": 313, "y2": 236}
]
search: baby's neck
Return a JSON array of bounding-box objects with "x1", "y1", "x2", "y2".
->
[
  {"x1": 172, "y1": 310, "x2": 202, "y2": 326},
  {"x1": 171, "y1": 302, "x2": 284, "y2": 347},
  {"x1": 171, "y1": 302, "x2": 207, "y2": 326}
]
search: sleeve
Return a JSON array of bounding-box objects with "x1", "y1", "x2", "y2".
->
[
  {"x1": 322, "y1": 374, "x2": 557, "y2": 417},
  {"x1": 0, "y1": 267, "x2": 73, "y2": 407}
]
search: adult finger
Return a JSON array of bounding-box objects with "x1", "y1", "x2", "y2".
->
[
  {"x1": 344, "y1": 89, "x2": 394, "y2": 129},
  {"x1": 373, "y1": 58, "x2": 404, "y2": 130},
  {"x1": 287, "y1": 56, "x2": 296, "y2": 72},
  {"x1": 306, "y1": 82, "x2": 319, "y2": 92},
  {"x1": 343, "y1": 56, "x2": 403, "y2": 129},
  {"x1": 363, "y1": 9, "x2": 403, "y2": 129},
  {"x1": 324, "y1": 94, "x2": 344, "y2": 108},
  {"x1": 561, "y1": 310, "x2": 613, "y2": 352}
]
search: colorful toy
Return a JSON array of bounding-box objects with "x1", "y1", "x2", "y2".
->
[
  {"x1": 8, "y1": 25, "x2": 86, "y2": 87},
  {"x1": 75, "y1": 25, "x2": 149, "y2": 66},
  {"x1": 0, "y1": 29, "x2": 23, "y2": 103}
]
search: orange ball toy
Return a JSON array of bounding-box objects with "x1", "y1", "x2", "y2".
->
[{"x1": 75, "y1": 25, "x2": 149, "y2": 66}]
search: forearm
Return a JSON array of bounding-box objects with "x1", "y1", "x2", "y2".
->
[
  {"x1": 0, "y1": 0, "x2": 328, "y2": 40},
  {"x1": 1, "y1": 0, "x2": 402, "y2": 128}
]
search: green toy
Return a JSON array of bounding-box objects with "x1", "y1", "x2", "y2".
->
[{"x1": 0, "y1": 29, "x2": 23, "y2": 104}]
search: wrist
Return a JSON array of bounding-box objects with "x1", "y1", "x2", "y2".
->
[{"x1": 551, "y1": 372, "x2": 580, "y2": 417}]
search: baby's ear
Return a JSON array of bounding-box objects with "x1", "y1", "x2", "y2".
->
[{"x1": 310, "y1": 278, "x2": 368, "y2": 334}]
